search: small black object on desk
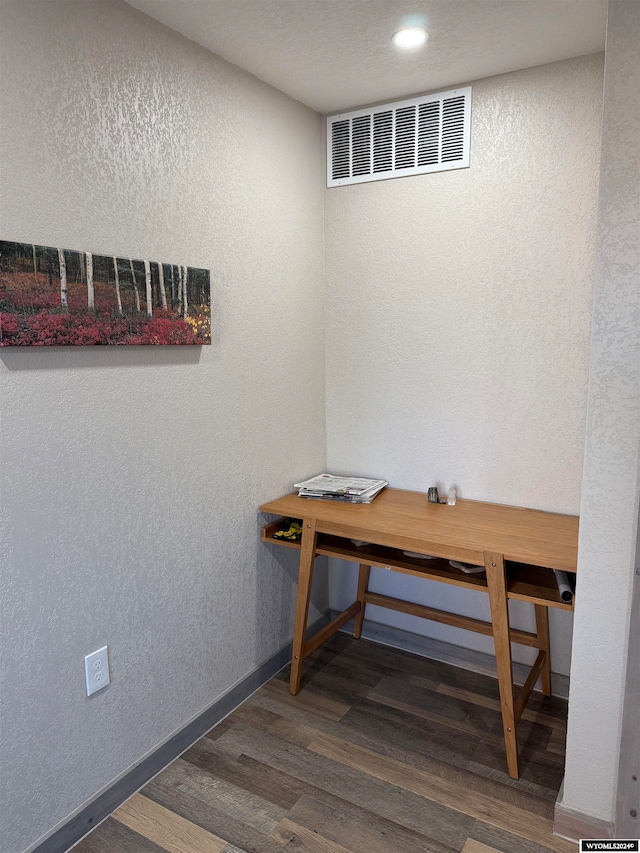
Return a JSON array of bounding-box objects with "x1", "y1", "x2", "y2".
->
[{"x1": 428, "y1": 486, "x2": 446, "y2": 503}]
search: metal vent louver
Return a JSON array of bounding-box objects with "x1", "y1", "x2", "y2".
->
[{"x1": 327, "y1": 87, "x2": 471, "y2": 187}]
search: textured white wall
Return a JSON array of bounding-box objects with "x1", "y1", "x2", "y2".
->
[
  {"x1": 563, "y1": 0, "x2": 640, "y2": 825},
  {"x1": 326, "y1": 55, "x2": 604, "y2": 676},
  {"x1": 0, "y1": 3, "x2": 326, "y2": 852}
]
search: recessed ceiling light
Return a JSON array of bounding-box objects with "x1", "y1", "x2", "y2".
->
[{"x1": 392, "y1": 27, "x2": 428, "y2": 49}]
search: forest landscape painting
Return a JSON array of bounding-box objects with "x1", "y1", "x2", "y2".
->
[{"x1": 0, "y1": 240, "x2": 211, "y2": 346}]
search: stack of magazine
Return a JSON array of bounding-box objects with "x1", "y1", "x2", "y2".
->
[{"x1": 294, "y1": 474, "x2": 388, "y2": 504}]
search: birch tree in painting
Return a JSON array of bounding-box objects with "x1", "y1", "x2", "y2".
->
[
  {"x1": 129, "y1": 259, "x2": 141, "y2": 313},
  {"x1": 144, "y1": 260, "x2": 152, "y2": 317},
  {"x1": 32, "y1": 245, "x2": 39, "y2": 282},
  {"x1": 157, "y1": 262, "x2": 167, "y2": 311},
  {"x1": 86, "y1": 252, "x2": 94, "y2": 309},
  {"x1": 182, "y1": 265, "x2": 188, "y2": 319},
  {"x1": 113, "y1": 256, "x2": 122, "y2": 315},
  {"x1": 58, "y1": 248, "x2": 67, "y2": 309}
]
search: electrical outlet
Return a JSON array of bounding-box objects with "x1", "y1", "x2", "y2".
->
[{"x1": 84, "y1": 646, "x2": 110, "y2": 696}]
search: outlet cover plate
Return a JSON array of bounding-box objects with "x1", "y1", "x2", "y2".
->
[{"x1": 85, "y1": 646, "x2": 110, "y2": 696}]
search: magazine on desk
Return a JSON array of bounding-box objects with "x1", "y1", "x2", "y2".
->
[{"x1": 294, "y1": 474, "x2": 388, "y2": 503}]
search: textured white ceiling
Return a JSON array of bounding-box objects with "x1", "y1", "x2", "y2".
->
[{"x1": 127, "y1": 0, "x2": 607, "y2": 114}]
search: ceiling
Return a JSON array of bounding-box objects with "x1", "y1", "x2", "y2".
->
[{"x1": 127, "y1": 0, "x2": 607, "y2": 114}]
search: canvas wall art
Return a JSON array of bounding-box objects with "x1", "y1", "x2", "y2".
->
[{"x1": 0, "y1": 240, "x2": 211, "y2": 346}]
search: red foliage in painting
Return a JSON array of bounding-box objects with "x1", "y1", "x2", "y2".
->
[
  {"x1": 138, "y1": 317, "x2": 194, "y2": 345},
  {"x1": 0, "y1": 269, "x2": 210, "y2": 347}
]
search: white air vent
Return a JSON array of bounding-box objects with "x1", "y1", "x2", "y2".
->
[{"x1": 327, "y1": 87, "x2": 471, "y2": 187}]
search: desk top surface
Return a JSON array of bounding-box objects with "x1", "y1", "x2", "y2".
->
[{"x1": 259, "y1": 488, "x2": 579, "y2": 572}]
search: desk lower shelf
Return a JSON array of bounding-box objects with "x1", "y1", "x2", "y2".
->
[{"x1": 262, "y1": 517, "x2": 574, "y2": 612}]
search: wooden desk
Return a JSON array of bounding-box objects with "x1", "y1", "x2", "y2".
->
[{"x1": 259, "y1": 488, "x2": 578, "y2": 779}]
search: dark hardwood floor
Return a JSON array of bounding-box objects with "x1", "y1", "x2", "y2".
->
[{"x1": 72, "y1": 634, "x2": 575, "y2": 853}]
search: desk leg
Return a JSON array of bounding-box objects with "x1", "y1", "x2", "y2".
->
[
  {"x1": 290, "y1": 518, "x2": 317, "y2": 696},
  {"x1": 534, "y1": 604, "x2": 552, "y2": 696},
  {"x1": 353, "y1": 564, "x2": 370, "y2": 639},
  {"x1": 485, "y1": 550, "x2": 519, "y2": 779}
]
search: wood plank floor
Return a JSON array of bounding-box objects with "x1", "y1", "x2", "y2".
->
[{"x1": 72, "y1": 634, "x2": 574, "y2": 853}]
